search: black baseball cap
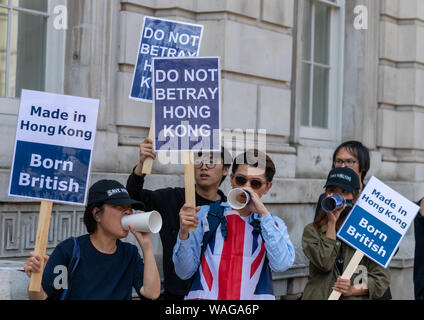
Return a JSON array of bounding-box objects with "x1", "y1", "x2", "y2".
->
[
  {"x1": 87, "y1": 179, "x2": 144, "y2": 208},
  {"x1": 323, "y1": 167, "x2": 360, "y2": 192}
]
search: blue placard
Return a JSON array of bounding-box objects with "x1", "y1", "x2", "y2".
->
[
  {"x1": 153, "y1": 57, "x2": 221, "y2": 152},
  {"x1": 337, "y1": 206, "x2": 402, "y2": 268},
  {"x1": 10, "y1": 141, "x2": 91, "y2": 204},
  {"x1": 8, "y1": 90, "x2": 99, "y2": 205},
  {"x1": 130, "y1": 17, "x2": 204, "y2": 102},
  {"x1": 336, "y1": 176, "x2": 420, "y2": 268}
]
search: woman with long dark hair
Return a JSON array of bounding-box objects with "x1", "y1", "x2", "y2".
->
[{"x1": 302, "y1": 168, "x2": 390, "y2": 300}]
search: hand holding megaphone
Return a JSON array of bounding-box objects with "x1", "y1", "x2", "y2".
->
[
  {"x1": 228, "y1": 187, "x2": 270, "y2": 217},
  {"x1": 321, "y1": 194, "x2": 353, "y2": 213}
]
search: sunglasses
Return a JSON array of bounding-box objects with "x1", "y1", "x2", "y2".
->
[{"x1": 234, "y1": 175, "x2": 267, "y2": 190}]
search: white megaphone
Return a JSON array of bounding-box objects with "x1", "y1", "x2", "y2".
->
[
  {"x1": 121, "y1": 210, "x2": 162, "y2": 233},
  {"x1": 228, "y1": 188, "x2": 251, "y2": 210}
]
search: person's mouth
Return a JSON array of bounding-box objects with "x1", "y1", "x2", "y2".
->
[{"x1": 200, "y1": 174, "x2": 210, "y2": 180}]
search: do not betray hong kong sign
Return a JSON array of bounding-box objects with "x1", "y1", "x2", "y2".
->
[
  {"x1": 152, "y1": 57, "x2": 221, "y2": 152},
  {"x1": 130, "y1": 16, "x2": 204, "y2": 102}
]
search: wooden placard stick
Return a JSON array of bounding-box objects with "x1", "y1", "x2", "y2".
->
[
  {"x1": 142, "y1": 116, "x2": 155, "y2": 175},
  {"x1": 328, "y1": 250, "x2": 365, "y2": 300},
  {"x1": 29, "y1": 200, "x2": 53, "y2": 292},
  {"x1": 184, "y1": 151, "x2": 197, "y2": 232}
]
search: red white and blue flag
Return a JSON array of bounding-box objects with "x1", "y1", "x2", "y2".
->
[{"x1": 185, "y1": 211, "x2": 275, "y2": 300}]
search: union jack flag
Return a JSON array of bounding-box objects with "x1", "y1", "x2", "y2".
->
[{"x1": 185, "y1": 211, "x2": 275, "y2": 300}]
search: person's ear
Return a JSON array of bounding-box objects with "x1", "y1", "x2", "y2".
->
[
  {"x1": 92, "y1": 207, "x2": 102, "y2": 223},
  {"x1": 263, "y1": 182, "x2": 272, "y2": 195},
  {"x1": 222, "y1": 166, "x2": 229, "y2": 177}
]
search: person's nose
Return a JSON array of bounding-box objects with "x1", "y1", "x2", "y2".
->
[
  {"x1": 244, "y1": 180, "x2": 252, "y2": 188},
  {"x1": 200, "y1": 163, "x2": 209, "y2": 170}
]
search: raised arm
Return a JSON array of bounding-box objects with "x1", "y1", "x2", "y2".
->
[
  {"x1": 172, "y1": 204, "x2": 203, "y2": 280},
  {"x1": 129, "y1": 227, "x2": 161, "y2": 300},
  {"x1": 260, "y1": 214, "x2": 295, "y2": 272}
]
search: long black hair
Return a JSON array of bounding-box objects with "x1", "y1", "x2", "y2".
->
[{"x1": 332, "y1": 141, "x2": 370, "y2": 185}]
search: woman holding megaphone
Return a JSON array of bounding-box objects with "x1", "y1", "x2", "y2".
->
[
  {"x1": 24, "y1": 180, "x2": 161, "y2": 300},
  {"x1": 301, "y1": 167, "x2": 390, "y2": 300}
]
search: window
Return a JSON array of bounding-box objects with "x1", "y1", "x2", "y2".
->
[
  {"x1": 0, "y1": 0, "x2": 66, "y2": 99},
  {"x1": 299, "y1": 0, "x2": 345, "y2": 142}
]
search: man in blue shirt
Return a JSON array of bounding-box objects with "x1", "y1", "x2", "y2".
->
[
  {"x1": 24, "y1": 180, "x2": 161, "y2": 300},
  {"x1": 173, "y1": 149, "x2": 295, "y2": 300}
]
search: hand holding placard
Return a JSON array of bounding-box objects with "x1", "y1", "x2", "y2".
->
[
  {"x1": 152, "y1": 57, "x2": 221, "y2": 233},
  {"x1": 9, "y1": 90, "x2": 99, "y2": 292},
  {"x1": 135, "y1": 121, "x2": 157, "y2": 176},
  {"x1": 184, "y1": 152, "x2": 197, "y2": 232},
  {"x1": 328, "y1": 250, "x2": 365, "y2": 300}
]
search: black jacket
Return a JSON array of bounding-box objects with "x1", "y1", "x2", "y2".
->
[
  {"x1": 126, "y1": 170, "x2": 227, "y2": 299},
  {"x1": 414, "y1": 199, "x2": 424, "y2": 300}
]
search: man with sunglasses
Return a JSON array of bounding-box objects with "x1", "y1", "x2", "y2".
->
[
  {"x1": 126, "y1": 138, "x2": 232, "y2": 300},
  {"x1": 173, "y1": 149, "x2": 295, "y2": 300}
]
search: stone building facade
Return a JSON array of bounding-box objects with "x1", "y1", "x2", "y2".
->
[{"x1": 0, "y1": 0, "x2": 423, "y2": 299}]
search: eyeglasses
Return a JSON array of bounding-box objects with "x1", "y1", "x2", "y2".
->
[
  {"x1": 334, "y1": 159, "x2": 358, "y2": 168},
  {"x1": 194, "y1": 155, "x2": 221, "y2": 169},
  {"x1": 194, "y1": 161, "x2": 217, "y2": 169},
  {"x1": 234, "y1": 175, "x2": 267, "y2": 190}
]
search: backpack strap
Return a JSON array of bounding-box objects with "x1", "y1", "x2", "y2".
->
[
  {"x1": 59, "y1": 237, "x2": 81, "y2": 300},
  {"x1": 200, "y1": 200, "x2": 226, "y2": 257},
  {"x1": 187, "y1": 200, "x2": 226, "y2": 290}
]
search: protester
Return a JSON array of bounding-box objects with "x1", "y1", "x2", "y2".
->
[
  {"x1": 302, "y1": 167, "x2": 390, "y2": 300},
  {"x1": 414, "y1": 197, "x2": 424, "y2": 299},
  {"x1": 311, "y1": 140, "x2": 393, "y2": 299},
  {"x1": 314, "y1": 141, "x2": 370, "y2": 220},
  {"x1": 126, "y1": 138, "x2": 232, "y2": 300},
  {"x1": 24, "y1": 180, "x2": 161, "y2": 300},
  {"x1": 173, "y1": 149, "x2": 295, "y2": 300}
]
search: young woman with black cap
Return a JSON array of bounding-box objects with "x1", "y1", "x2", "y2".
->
[
  {"x1": 301, "y1": 167, "x2": 390, "y2": 300},
  {"x1": 24, "y1": 179, "x2": 161, "y2": 300}
]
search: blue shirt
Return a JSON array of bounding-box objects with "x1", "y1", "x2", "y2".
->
[
  {"x1": 173, "y1": 202, "x2": 295, "y2": 282},
  {"x1": 42, "y1": 234, "x2": 144, "y2": 300}
]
